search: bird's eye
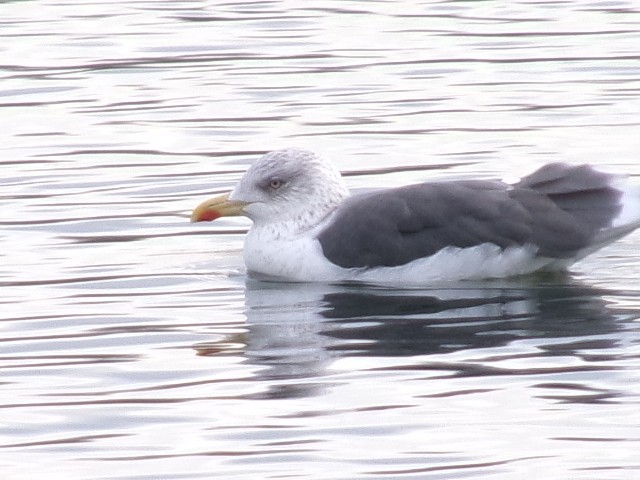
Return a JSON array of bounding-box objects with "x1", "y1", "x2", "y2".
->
[{"x1": 269, "y1": 179, "x2": 283, "y2": 189}]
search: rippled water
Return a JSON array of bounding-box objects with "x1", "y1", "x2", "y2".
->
[{"x1": 2, "y1": 1, "x2": 640, "y2": 479}]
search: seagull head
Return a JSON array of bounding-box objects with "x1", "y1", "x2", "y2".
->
[{"x1": 191, "y1": 149, "x2": 349, "y2": 233}]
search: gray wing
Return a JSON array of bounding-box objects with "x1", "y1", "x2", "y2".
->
[{"x1": 317, "y1": 164, "x2": 622, "y2": 269}]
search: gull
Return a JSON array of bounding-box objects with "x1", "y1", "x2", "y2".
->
[{"x1": 191, "y1": 149, "x2": 640, "y2": 285}]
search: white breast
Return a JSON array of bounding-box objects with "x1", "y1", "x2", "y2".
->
[{"x1": 243, "y1": 225, "x2": 346, "y2": 282}]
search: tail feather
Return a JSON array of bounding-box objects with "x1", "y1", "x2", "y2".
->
[
  {"x1": 514, "y1": 163, "x2": 640, "y2": 262},
  {"x1": 517, "y1": 163, "x2": 614, "y2": 194},
  {"x1": 609, "y1": 177, "x2": 640, "y2": 229}
]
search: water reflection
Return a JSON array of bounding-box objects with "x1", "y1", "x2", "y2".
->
[
  {"x1": 222, "y1": 278, "x2": 625, "y2": 400},
  {"x1": 3, "y1": 0, "x2": 640, "y2": 477}
]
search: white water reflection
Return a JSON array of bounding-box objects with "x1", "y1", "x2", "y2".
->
[{"x1": 2, "y1": 0, "x2": 640, "y2": 479}]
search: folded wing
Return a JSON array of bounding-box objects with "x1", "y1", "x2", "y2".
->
[{"x1": 317, "y1": 163, "x2": 628, "y2": 269}]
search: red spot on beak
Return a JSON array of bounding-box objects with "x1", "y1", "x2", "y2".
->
[
  {"x1": 191, "y1": 193, "x2": 246, "y2": 222},
  {"x1": 196, "y1": 209, "x2": 221, "y2": 222}
]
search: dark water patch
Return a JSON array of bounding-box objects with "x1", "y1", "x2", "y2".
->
[
  {"x1": 0, "y1": 353, "x2": 139, "y2": 369},
  {"x1": 61, "y1": 229, "x2": 247, "y2": 244},
  {"x1": 365, "y1": 456, "x2": 551, "y2": 476},
  {"x1": 0, "y1": 272, "x2": 203, "y2": 288},
  {"x1": 0, "y1": 433, "x2": 130, "y2": 450}
]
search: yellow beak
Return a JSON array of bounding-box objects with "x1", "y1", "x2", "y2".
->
[{"x1": 190, "y1": 193, "x2": 248, "y2": 222}]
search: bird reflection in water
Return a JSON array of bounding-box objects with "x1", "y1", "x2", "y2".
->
[{"x1": 194, "y1": 277, "x2": 628, "y2": 401}]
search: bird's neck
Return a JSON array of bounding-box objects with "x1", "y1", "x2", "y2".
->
[{"x1": 253, "y1": 189, "x2": 350, "y2": 239}]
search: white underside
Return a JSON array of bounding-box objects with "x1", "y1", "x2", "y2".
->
[{"x1": 244, "y1": 228, "x2": 560, "y2": 286}]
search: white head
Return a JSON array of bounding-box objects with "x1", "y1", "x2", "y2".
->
[{"x1": 192, "y1": 149, "x2": 350, "y2": 235}]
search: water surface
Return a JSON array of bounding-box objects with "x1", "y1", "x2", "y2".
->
[{"x1": 2, "y1": 1, "x2": 640, "y2": 479}]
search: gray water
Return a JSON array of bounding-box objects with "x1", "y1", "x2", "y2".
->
[{"x1": 2, "y1": 1, "x2": 640, "y2": 479}]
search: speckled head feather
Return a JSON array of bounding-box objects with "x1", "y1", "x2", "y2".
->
[{"x1": 229, "y1": 148, "x2": 349, "y2": 233}]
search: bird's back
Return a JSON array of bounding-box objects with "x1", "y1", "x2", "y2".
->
[{"x1": 317, "y1": 163, "x2": 639, "y2": 273}]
